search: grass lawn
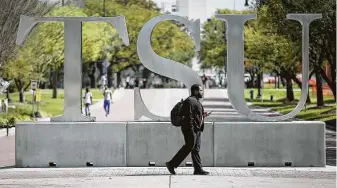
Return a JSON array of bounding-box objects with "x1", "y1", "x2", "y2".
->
[
  {"x1": 244, "y1": 88, "x2": 336, "y2": 123},
  {"x1": 1, "y1": 89, "x2": 107, "y2": 120}
]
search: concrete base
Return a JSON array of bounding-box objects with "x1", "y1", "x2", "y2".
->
[
  {"x1": 15, "y1": 122, "x2": 127, "y2": 167},
  {"x1": 15, "y1": 121, "x2": 325, "y2": 167},
  {"x1": 127, "y1": 122, "x2": 214, "y2": 167},
  {"x1": 214, "y1": 122, "x2": 326, "y2": 167}
]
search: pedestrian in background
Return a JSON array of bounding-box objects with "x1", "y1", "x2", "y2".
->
[
  {"x1": 125, "y1": 75, "x2": 130, "y2": 89},
  {"x1": 84, "y1": 88, "x2": 93, "y2": 116},
  {"x1": 103, "y1": 86, "x2": 113, "y2": 117}
]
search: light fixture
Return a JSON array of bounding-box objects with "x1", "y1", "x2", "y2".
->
[{"x1": 244, "y1": 0, "x2": 249, "y2": 7}]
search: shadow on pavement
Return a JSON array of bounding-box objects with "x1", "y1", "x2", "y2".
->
[
  {"x1": 124, "y1": 174, "x2": 172, "y2": 176},
  {"x1": 326, "y1": 148, "x2": 336, "y2": 166},
  {"x1": 0, "y1": 165, "x2": 15, "y2": 169}
]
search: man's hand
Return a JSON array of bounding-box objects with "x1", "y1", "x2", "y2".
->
[{"x1": 203, "y1": 111, "x2": 213, "y2": 117}]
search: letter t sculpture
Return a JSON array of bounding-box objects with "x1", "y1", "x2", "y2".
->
[{"x1": 16, "y1": 16, "x2": 129, "y2": 122}]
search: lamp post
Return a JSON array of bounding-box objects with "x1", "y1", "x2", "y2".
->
[
  {"x1": 244, "y1": 0, "x2": 249, "y2": 7},
  {"x1": 102, "y1": 0, "x2": 108, "y2": 86},
  {"x1": 103, "y1": 0, "x2": 106, "y2": 17},
  {"x1": 245, "y1": 0, "x2": 267, "y2": 8}
]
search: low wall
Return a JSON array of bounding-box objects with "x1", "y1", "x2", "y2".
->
[
  {"x1": 15, "y1": 121, "x2": 325, "y2": 167},
  {"x1": 214, "y1": 122, "x2": 326, "y2": 167},
  {"x1": 127, "y1": 122, "x2": 213, "y2": 167},
  {"x1": 15, "y1": 122, "x2": 127, "y2": 167}
]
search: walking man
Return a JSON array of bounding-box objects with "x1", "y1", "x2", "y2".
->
[
  {"x1": 166, "y1": 84, "x2": 210, "y2": 175},
  {"x1": 84, "y1": 88, "x2": 93, "y2": 116},
  {"x1": 100, "y1": 74, "x2": 107, "y2": 90},
  {"x1": 103, "y1": 86, "x2": 113, "y2": 117},
  {"x1": 202, "y1": 74, "x2": 208, "y2": 88}
]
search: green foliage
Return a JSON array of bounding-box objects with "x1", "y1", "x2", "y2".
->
[
  {"x1": 5, "y1": 5, "x2": 116, "y2": 83},
  {"x1": 199, "y1": 9, "x2": 255, "y2": 69},
  {"x1": 6, "y1": 1, "x2": 196, "y2": 87},
  {"x1": 0, "y1": 106, "x2": 32, "y2": 128},
  {"x1": 244, "y1": 88, "x2": 336, "y2": 122},
  {"x1": 244, "y1": 23, "x2": 298, "y2": 73},
  {"x1": 84, "y1": 0, "x2": 195, "y2": 72}
]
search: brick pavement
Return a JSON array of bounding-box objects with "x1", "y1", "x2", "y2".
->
[
  {"x1": 0, "y1": 167, "x2": 335, "y2": 188},
  {"x1": 0, "y1": 167, "x2": 335, "y2": 179},
  {"x1": 0, "y1": 176, "x2": 335, "y2": 188},
  {"x1": 0, "y1": 136, "x2": 14, "y2": 168}
]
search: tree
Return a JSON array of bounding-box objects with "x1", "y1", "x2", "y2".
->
[
  {"x1": 261, "y1": 0, "x2": 336, "y2": 104},
  {"x1": 199, "y1": 9, "x2": 255, "y2": 69},
  {"x1": 245, "y1": 28, "x2": 300, "y2": 101},
  {"x1": 7, "y1": 5, "x2": 116, "y2": 101},
  {"x1": 0, "y1": 0, "x2": 56, "y2": 66},
  {"x1": 84, "y1": 0, "x2": 195, "y2": 86},
  {"x1": 245, "y1": 7, "x2": 302, "y2": 102}
]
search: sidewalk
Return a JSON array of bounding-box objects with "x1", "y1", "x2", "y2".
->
[
  {"x1": 89, "y1": 89, "x2": 277, "y2": 121},
  {"x1": 0, "y1": 167, "x2": 335, "y2": 188}
]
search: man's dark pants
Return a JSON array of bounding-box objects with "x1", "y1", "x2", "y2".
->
[{"x1": 169, "y1": 128, "x2": 202, "y2": 171}]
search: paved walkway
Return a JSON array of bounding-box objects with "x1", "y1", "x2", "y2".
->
[
  {"x1": 0, "y1": 167, "x2": 335, "y2": 188},
  {"x1": 90, "y1": 89, "x2": 277, "y2": 121}
]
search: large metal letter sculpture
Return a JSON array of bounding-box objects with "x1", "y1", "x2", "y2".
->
[
  {"x1": 216, "y1": 14, "x2": 322, "y2": 121},
  {"x1": 16, "y1": 16, "x2": 129, "y2": 122},
  {"x1": 135, "y1": 15, "x2": 202, "y2": 121}
]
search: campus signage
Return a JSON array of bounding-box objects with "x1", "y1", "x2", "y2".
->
[
  {"x1": 31, "y1": 80, "x2": 38, "y2": 90},
  {"x1": 15, "y1": 14, "x2": 321, "y2": 122}
]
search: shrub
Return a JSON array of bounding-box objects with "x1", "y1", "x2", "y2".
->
[{"x1": 0, "y1": 116, "x2": 16, "y2": 128}]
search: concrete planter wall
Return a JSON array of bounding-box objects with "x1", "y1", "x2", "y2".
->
[{"x1": 15, "y1": 121, "x2": 325, "y2": 167}]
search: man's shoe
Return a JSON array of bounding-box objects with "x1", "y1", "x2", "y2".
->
[
  {"x1": 193, "y1": 170, "x2": 209, "y2": 175},
  {"x1": 166, "y1": 162, "x2": 176, "y2": 175}
]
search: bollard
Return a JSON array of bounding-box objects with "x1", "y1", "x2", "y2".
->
[
  {"x1": 250, "y1": 89, "x2": 254, "y2": 100},
  {"x1": 270, "y1": 95, "x2": 274, "y2": 102}
]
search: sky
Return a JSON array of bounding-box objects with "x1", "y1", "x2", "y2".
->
[
  {"x1": 154, "y1": 0, "x2": 247, "y2": 13},
  {"x1": 47, "y1": 0, "x2": 248, "y2": 13}
]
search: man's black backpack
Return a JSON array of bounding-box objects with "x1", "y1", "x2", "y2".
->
[{"x1": 170, "y1": 99, "x2": 185, "y2": 127}]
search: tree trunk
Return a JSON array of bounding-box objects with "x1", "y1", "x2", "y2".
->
[
  {"x1": 331, "y1": 66, "x2": 336, "y2": 100},
  {"x1": 107, "y1": 64, "x2": 113, "y2": 88},
  {"x1": 89, "y1": 63, "x2": 97, "y2": 88},
  {"x1": 324, "y1": 47, "x2": 336, "y2": 100},
  {"x1": 52, "y1": 68, "x2": 58, "y2": 99},
  {"x1": 274, "y1": 75, "x2": 277, "y2": 88},
  {"x1": 330, "y1": 67, "x2": 336, "y2": 100},
  {"x1": 117, "y1": 71, "x2": 121, "y2": 88},
  {"x1": 14, "y1": 79, "x2": 25, "y2": 103},
  {"x1": 19, "y1": 88, "x2": 24, "y2": 103},
  {"x1": 290, "y1": 74, "x2": 311, "y2": 103},
  {"x1": 315, "y1": 66, "x2": 324, "y2": 107},
  {"x1": 285, "y1": 77, "x2": 294, "y2": 102},
  {"x1": 6, "y1": 90, "x2": 11, "y2": 103},
  {"x1": 281, "y1": 76, "x2": 285, "y2": 87},
  {"x1": 256, "y1": 72, "x2": 262, "y2": 98}
]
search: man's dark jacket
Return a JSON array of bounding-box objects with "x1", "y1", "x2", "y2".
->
[{"x1": 180, "y1": 96, "x2": 205, "y2": 132}]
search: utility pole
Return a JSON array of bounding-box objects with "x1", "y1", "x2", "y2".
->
[{"x1": 234, "y1": 0, "x2": 236, "y2": 10}]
